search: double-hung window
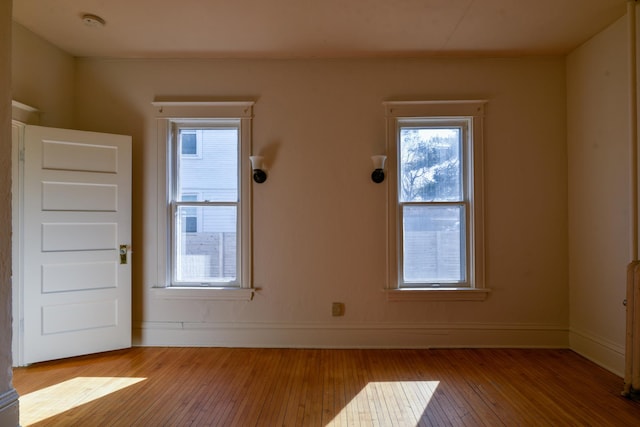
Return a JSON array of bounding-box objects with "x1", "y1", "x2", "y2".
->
[
  {"x1": 154, "y1": 101, "x2": 254, "y2": 300},
  {"x1": 172, "y1": 123, "x2": 240, "y2": 285},
  {"x1": 384, "y1": 101, "x2": 488, "y2": 301}
]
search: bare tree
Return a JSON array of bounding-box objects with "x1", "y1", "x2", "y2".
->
[{"x1": 400, "y1": 128, "x2": 460, "y2": 202}]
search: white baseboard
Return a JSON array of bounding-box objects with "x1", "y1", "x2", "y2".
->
[
  {"x1": 0, "y1": 388, "x2": 19, "y2": 427},
  {"x1": 569, "y1": 328, "x2": 625, "y2": 377},
  {"x1": 134, "y1": 321, "x2": 569, "y2": 349}
]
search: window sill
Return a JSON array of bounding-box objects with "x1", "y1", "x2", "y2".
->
[
  {"x1": 151, "y1": 287, "x2": 255, "y2": 301},
  {"x1": 385, "y1": 288, "x2": 490, "y2": 302}
]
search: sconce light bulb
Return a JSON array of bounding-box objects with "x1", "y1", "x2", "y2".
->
[
  {"x1": 249, "y1": 155, "x2": 264, "y2": 170},
  {"x1": 371, "y1": 155, "x2": 387, "y2": 170}
]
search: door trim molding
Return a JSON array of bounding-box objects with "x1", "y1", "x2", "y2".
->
[{"x1": 12, "y1": 100, "x2": 39, "y2": 125}]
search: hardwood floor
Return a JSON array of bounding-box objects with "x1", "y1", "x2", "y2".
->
[{"x1": 12, "y1": 347, "x2": 640, "y2": 426}]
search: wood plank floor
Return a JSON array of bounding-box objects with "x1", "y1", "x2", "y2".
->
[{"x1": 12, "y1": 347, "x2": 640, "y2": 426}]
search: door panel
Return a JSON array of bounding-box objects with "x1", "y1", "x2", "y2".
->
[
  {"x1": 42, "y1": 139, "x2": 118, "y2": 172},
  {"x1": 42, "y1": 300, "x2": 118, "y2": 334},
  {"x1": 42, "y1": 222, "x2": 118, "y2": 251},
  {"x1": 21, "y1": 125, "x2": 132, "y2": 365},
  {"x1": 42, "y1": 261, "x2": 117, "y2": 292},
  {"x1": 42, "y1": 182, "x2": 118, "y2": 211}
]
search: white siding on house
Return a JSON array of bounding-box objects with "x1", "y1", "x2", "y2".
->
[{"x1": 179, "y1": 128, "x2": 238, "y2": 233}]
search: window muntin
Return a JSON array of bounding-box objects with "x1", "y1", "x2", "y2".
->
[
  {"x1": 171, "y1": 123, "x2": 242, "y2": 286},
  {"x1": 385, "y1": 101, "x2": 485, "y2": 294}
]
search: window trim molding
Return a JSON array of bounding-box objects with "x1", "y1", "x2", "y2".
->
[
  {"x1": 153, "y1": 100, "x2": 255, "y2": 300},
  {"x1": 385, "y1": 288, "x2": 491, "y2": 302},
  {"x1": 384, "y1": 100, "x2": 487, "y2": 301},
  {"x1": 151, "y1": 287, "x2": 255, "y2": 301}
]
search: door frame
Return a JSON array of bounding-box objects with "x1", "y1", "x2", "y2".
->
[{"x1": 11, "y1": 101, "x2": 39, "y2": 366}]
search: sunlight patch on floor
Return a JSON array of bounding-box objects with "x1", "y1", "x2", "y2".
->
[
  {"x1": 327, "y1": 381, "x2": 439, "y2": 426},
  {"x1": 19, "y1": 376, "x2": 146, "y2": 426}
]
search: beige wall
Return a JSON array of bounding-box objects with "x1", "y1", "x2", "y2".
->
[
  {"x1": 72, "y1": 57, "x2": 569, "y2": 348},
  {"x1": 567, "y1": 14, "x2": 630, "y2": 375},
  {"x1": 12, "y1": 22, "x2": 74, "y2": 128}
]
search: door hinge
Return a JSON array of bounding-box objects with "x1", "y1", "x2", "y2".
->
[{"x1": 19, "y1": 148, "x2": 25, "y2": 161}]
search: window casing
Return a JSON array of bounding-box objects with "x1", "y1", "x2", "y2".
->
[
  {"x1": 153, "y1": 101, "x2": 254, "y2": 300},
  {"x1": 385, "y1": 101, "x2": 488, "y2": 301}
]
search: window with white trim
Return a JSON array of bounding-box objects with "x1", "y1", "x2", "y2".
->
[
  {"x1": 385, "y1": 101, "x2": 488, "y2": 301},
  {"x1": 153, "y1": 101, "x2": 254, "y2": 300}
]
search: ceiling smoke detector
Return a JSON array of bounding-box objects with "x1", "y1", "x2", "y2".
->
[{"x1": 82, "y1": 14, "x2": 106, "y2": 28}]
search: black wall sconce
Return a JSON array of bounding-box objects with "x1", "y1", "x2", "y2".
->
[
  {"x1": 250, "y1": 156, "x2": 267, "y2": 183},
  {"x1": 371, "y1": 155, "x2": 387, "y2": 183}
]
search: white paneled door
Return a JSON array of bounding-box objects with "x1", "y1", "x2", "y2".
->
[{"x1": 20, "y1": 125, "x2": 131, "y2": 365}]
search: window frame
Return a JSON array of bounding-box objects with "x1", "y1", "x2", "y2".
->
[
  {"x1": 171, "y1": 121, "x2": 241, "y2": 286},
  {"x1": 384, "y1": 100, "x2": 489, "y2": 302},
  {"x1": 153, "y1": 101, "x2": 255, "y2": 301}
]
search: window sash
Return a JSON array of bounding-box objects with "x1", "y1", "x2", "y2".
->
[
  {"x1": 399, "y1": 202, "x2": 468, "y2": 286},
  {"x1": 398, "y1": 123, "x2": 465, "y2": 204},
  {"x1": 171, "y1": 202, "x2": 240, "y2": 285},
  {"x1": 173, "y1": 124, "x2": 239, "y2": 203},
  {"x1": 396, "y1": 117, "x2": 473, "y2": 288},
  {"x1": 396, "y1": 118, "x2": 471, "y2": 287}
]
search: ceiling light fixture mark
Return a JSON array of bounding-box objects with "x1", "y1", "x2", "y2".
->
[{"x1": 82, "y1": 14, "x2": 106, "y2": 28}]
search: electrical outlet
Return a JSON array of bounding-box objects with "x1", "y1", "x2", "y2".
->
[{"x1": 331, "y1": 302, "x2": 345, "y2": 317}]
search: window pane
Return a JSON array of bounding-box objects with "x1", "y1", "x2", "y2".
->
[
  {"x1": 175, "y1": 206, "x2": 237, "y2": 283},
  {"x1": 400, "y1": 127, "x2": 462, "y2": 202},
  {"x1": 181, "y1": 132, "x2": 197, "y2": 155},
  {"x1": 181, "y1": 194, "x2": 198, "y2": 231},
  {"x1": 184, "y1": 216, "x2": 197, "y2": 233},
  {"x1": 402, "y1": 205, "x2": 465, "y2": 283},
  {"x1": 178, "y1": 128, "x2": 238, "y2": 202}
]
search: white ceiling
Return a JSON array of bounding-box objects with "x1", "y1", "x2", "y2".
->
[{"x1": 12, "y1": 0, "x2": 629, "y2": 59}]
